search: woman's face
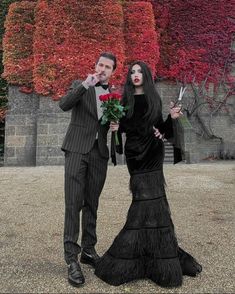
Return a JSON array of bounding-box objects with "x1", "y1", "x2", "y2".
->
[{"x1": 130, "y1": 64, "x2": 143, "y2": 87}]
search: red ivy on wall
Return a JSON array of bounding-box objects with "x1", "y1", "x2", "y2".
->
[
  {"x1": 2, "y1": 0, "x2": 234, "y2": 98},
  {"x1": 2, "y1": 1, "x2": 36, "y2": 93},
  {"x1": 153, "y1": 0, "x2": 235, "y2": 83},
  {"x1": 123, "y1": 1, "x2": 159, "y2": 77},
  {"x1": 0, "y1": 107, "x2": 6, "y2": 122},
  {"x1": 33, "y1": 0, "x2": 58, "y2": 96},
  {"x1": 33, "y1": 0, "x2": 125, "y2": 99}
]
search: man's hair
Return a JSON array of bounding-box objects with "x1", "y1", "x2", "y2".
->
[{"x1": 96, "y1": 52, "x2": 117, "y2": 71}]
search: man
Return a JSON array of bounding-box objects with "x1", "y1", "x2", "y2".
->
[{"x1": 59, "y1": 52, "x2": 119, "y2": 287}]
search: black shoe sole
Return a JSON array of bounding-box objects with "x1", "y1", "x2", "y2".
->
[{"x1": 68, "y1": 278, "x2": 85, "y2": 287}]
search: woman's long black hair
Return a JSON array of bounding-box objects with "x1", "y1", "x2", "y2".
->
[{"x1": 122, "y1": 61, "x2": 162, "y2": 127}]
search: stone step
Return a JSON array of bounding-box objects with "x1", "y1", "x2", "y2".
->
[{"x1": 164, "y1": 141, "x2": 174, "y2": 163}]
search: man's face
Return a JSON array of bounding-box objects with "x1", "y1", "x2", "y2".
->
[{"x1": 95, "y1": 57, "x2": 115, "y2": 84}]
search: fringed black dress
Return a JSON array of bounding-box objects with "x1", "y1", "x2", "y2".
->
[{"x1": 95, "y1": 94, "x2": 202, "y2": 287}]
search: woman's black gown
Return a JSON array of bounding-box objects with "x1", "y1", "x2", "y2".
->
[{"x1": 95, "y1": 94, "x2": 202, "y2": 287}]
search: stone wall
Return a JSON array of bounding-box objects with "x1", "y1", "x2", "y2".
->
[
  {"x1": 159, "y1": 81, "x2": 235, "y2": 161},
  {"x1": 3, "y1": 82, "x2": 235, "y2": 166},
  {"x1": 4, "y1": 86, "x2": 127, "y2": 166},
  {"x1": 4, "y1": 87, "x2": 38, "y2": 166},
  {"x1": 36, "y1": 96, "x2": 70, "y2": 166}
]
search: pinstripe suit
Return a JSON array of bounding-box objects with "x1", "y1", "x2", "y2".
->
[{"x1": 59, "y1": 80, "x2": 110, "y2": 264}]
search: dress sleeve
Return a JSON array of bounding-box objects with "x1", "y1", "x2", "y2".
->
[
  {"x1": 155, "y1": 114, "x2": 173, "y2": 139},
  {"x1": 115, "y1": 129, "x2": 123, "y2": 155},
  {"x1": 155, "y1": 114, "x2": 183, "y2": 164},
  {"x1": 110, "y1": 129, "x2": 123, "y2": 166},
  {"x1": 113, "y1": 116, "x2": 125, "y2": 155},
  {"x1": 118, "y1": 116, "x2": 127, "y2": 134}
]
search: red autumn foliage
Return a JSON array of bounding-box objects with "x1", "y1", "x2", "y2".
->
[
  {"x1": 0, "y1": 108, "x2": 7, "y2": 123},
  {"x1": 2, "y1": 1, "x2": 36, "y2": 93},
  {"x1": 123, "y1": 1, "x2": 159, "y2": 77},
  {"x1": 1, "y1": 0, "x2": 234, "y2": 99},
  {"x1": 33, "y1": 0, "x2": 125, "y2": 100},
  {"x1": 153, "y1": 0, "x2": 235, "y2": 83},
  {"x1": 33, "y1": 0, "x2": 60, "y2": 97}
]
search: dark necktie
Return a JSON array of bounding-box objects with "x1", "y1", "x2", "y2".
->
[{"x1": 95, "y1": 82, "x2": 109, "y2": 90}]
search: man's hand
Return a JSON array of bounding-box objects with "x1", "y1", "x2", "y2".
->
[
  {"x1": 83, "y1": 73, "x2": 100, "y2": 87},
  {"x1": 110, "y1": 121, "x2": 119, "y2": 132},
  {"x1": 170, "y1": 101, "x2": 183, "y2": 119}
]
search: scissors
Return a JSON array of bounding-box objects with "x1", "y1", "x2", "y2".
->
[{"x1": 172, "y1": 86, "x2": 187, "y2": 108}]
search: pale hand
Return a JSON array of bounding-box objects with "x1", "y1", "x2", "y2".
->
[
  {"x1": 170, "y1": 101, "x2": 183, "y2": 119},
  {"x1": 153, "y1": 126, "x2": 164, "y2": 139},
  {"x1": 83, "y1": 73, "x2": 100, "y2": 87},
  {"x1": 110, "y1": 121, "x2": 119, "y2": 132}
]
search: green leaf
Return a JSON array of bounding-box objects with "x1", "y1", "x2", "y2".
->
[{"x1": 101, "y1": 116, "x2": 108, "y2": 125}]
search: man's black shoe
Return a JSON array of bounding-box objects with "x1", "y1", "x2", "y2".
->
[
  {"x1": 80, "y1": 248, "x2": 100, "y2": 268},
  {"x1": 68, "y1": 261, "x2": 85, "y2": 287}
]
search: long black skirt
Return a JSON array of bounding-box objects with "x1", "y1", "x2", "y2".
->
[{"x1": 95, "y1": 169, "x2": 202, "y2": 287}]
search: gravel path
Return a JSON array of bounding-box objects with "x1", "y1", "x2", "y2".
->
[{"x1": 0, "y1": 162, "x2": 234, "y2": 293}]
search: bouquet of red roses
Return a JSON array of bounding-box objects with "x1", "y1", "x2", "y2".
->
[{"x1": 99, "y1": 92, "x2": 126, "y2": 144}]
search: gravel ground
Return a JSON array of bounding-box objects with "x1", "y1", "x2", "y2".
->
[{"x1": 0, "y1": 162, "x2": 234, "y2": 293}]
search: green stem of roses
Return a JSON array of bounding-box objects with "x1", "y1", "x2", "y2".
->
[{"x1": 114, "y1": 131, "x2": 119, "y2": 145}]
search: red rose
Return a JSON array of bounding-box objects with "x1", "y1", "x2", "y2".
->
[
  {"x1": 112, "y1": 93, "x2": 121, "y2": 100},
  {"x1": 99, "y1": 94, "x2": 109, "y2": 102}
]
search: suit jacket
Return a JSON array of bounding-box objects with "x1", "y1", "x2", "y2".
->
[{"x1": 59, "y1": 80, "x2": 110, "y2": 159}]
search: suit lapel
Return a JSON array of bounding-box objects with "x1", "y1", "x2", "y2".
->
[{"x1": 89, "y1": 86, "x2": 98, "y2": 119}]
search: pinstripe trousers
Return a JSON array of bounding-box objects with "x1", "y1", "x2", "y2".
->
[{"x1": 63, "y1": 140, "x2": 108, "y2": 264}]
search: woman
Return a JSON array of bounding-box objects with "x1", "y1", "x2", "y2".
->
[{"x1": 95, "y1": 61, "x2": 202, "y2": 287}]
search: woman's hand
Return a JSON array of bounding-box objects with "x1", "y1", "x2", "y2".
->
[
  {"x1": 110, "y1": 121, "x2": 119, "y2": 131},
  {"x1": 170, "y1": 101, "x2": 183, "y2": 119},
  {"x1": 153, "y1": 126, "x2": 164, "y2": 140}
]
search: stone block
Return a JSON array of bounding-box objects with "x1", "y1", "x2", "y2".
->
[
  {"x1": 5, "y1": 126, "x2": 15, "y2": 136},
  {"x1": 37, "y1": 135, "x2": 58, "y2": 146},
  {"x1": 4, "y1": 157, "x2": 17, "y2": 166},
  {"x1": 25, "y1": 136, "x2": 36, "y2": 147},
  {"x1": 6, "y1": 136, "x2": 26, "y2": 147},
  {"x1": 37, "y1": 113, "x2": 70, "y2": 124},
  {"x1": 6, "y1": 115, "x2": 26, "y2": 126},
  {"x1": 16, "y1": 146, "x2": 36, "y2": 158},
  {"x1": 25, "y1": 115, "x2": 37, "y2": 125},
  {"x1": 38, "y1": 96, "x2": 61, "y2": 113},
  {"x1": 4, "y1": 146, "x2": 15, "y2": 157},
  {"x1": 58, "y1": 135, "x2": 66, "y2": 145},
  {"x1": 183, "y1": 130, "x2": 197, "y2": 143},
  {"x1": 48, "y1": 124, "x2": 68, "y2": 135},
  {"x1": 8, "y1": 86, "x2": 39, "y2": 114},
  {"x1": 37, "y1": 124, "x2": 49, "y2": 135},
  {"x1": 5, "y1": 147, "x2": 35, "y2": 166},
  {"x1": 15, "y1": 125, "x2": 35, "y2": 136},
  {"x1": 37, "y1": 146, "x2": 63, "y2": 157}
]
